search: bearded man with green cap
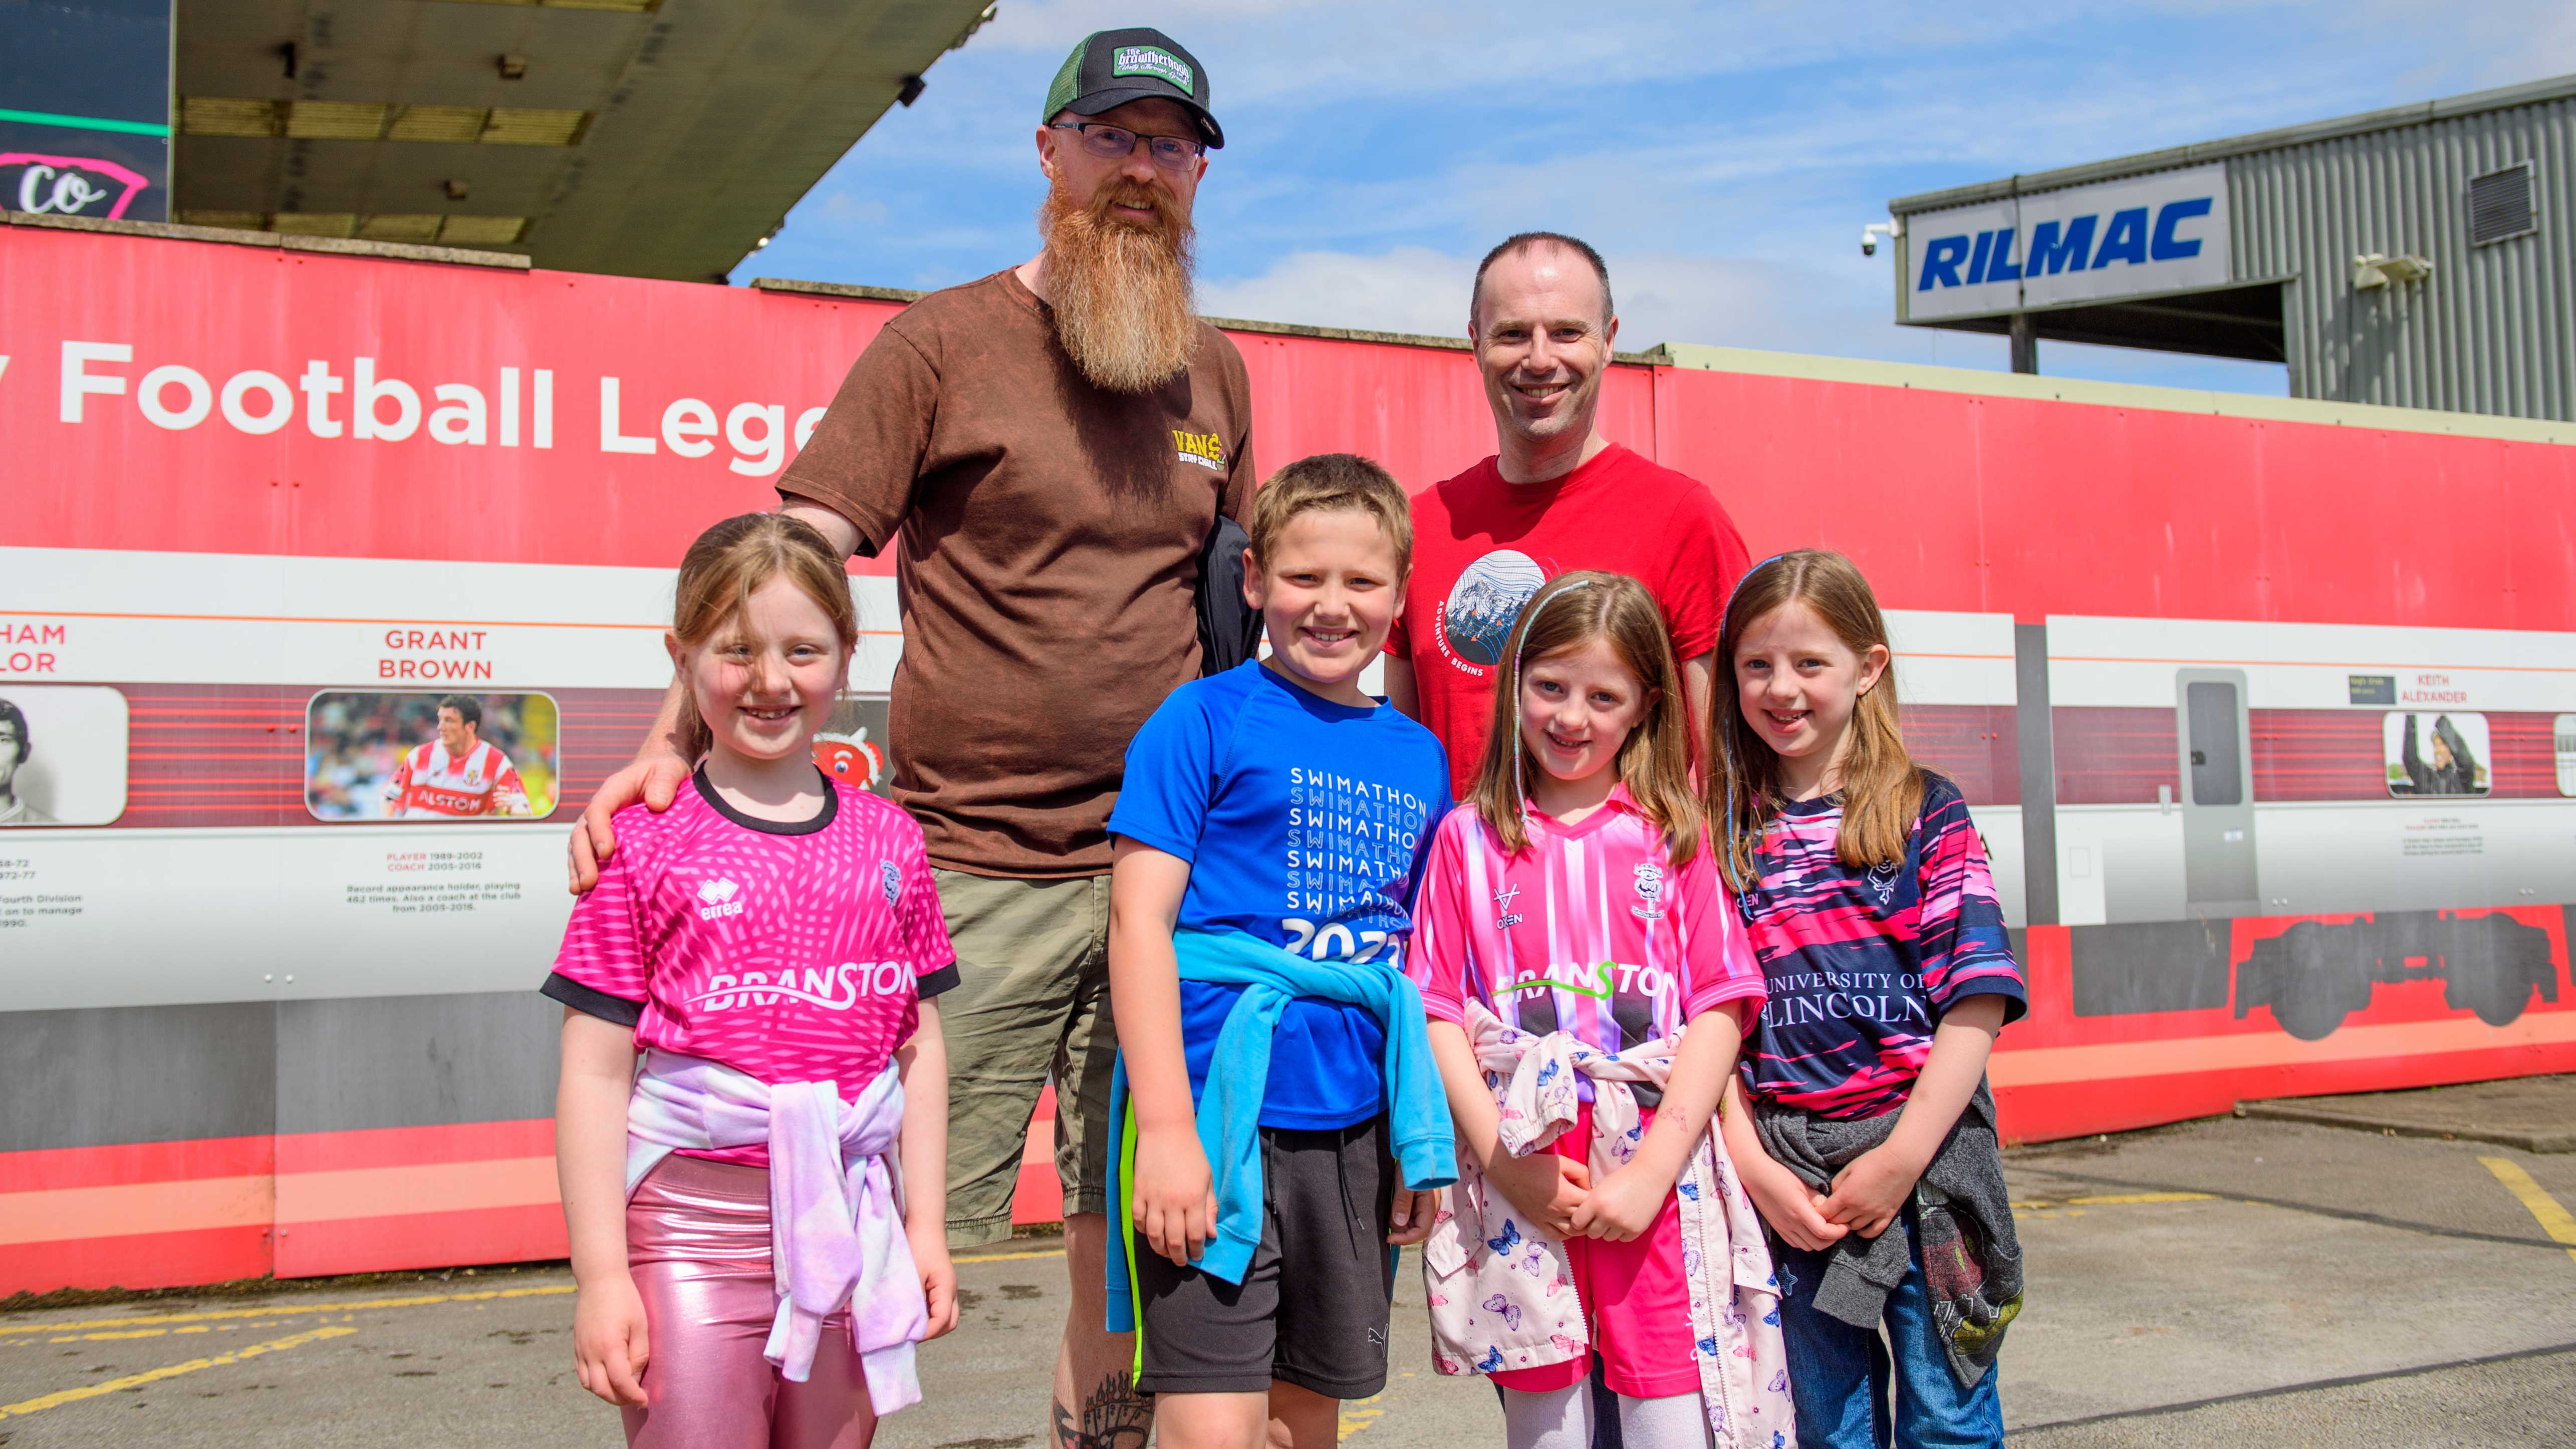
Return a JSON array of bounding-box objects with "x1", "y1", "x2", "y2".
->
[{"x1": 563, "y1": 27, "x2": 1252, "y2": 1449}]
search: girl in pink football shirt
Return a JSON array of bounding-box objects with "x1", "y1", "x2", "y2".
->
[
  {"x1": 545, "y1": 513, "x2": 960, "y2": 1449},
  {"x1": 1410, "y1": 571, "x2": 1792, "y2": 1449}
]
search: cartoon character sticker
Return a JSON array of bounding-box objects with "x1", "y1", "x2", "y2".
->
[{"x1": 812, "y1": 728, "x2": 886, "y2": 790}]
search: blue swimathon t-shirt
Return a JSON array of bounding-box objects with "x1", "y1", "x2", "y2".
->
[{"x1": 1108, "y1": 660, "x2": 1450, "y2": 1128}]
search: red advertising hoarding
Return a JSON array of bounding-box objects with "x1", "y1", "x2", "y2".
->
[{"x1": 3, "y1": 218, "x2": 2570, "y2": 1293}]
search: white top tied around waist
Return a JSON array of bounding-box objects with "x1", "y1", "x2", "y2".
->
[{"x1": 626, "y1": 1049, "x2": 927, "y2": 1412}]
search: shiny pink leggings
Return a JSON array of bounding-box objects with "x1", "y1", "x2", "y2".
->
[{"x1": 624, "y1": 1154, "x2": 876, "y2": 1449}]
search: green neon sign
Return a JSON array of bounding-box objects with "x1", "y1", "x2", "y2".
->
[{"x1": 0, "y1": 107, "x2": 172, "y2": 138}]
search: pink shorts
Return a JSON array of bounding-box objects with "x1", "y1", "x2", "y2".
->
[
  {"x1": 622, "y1": 1153, "x2": 873, "y2": 1449},
  {"x1": 1488, "y1": 1103, "x2": 1698, "y2": 1400}
]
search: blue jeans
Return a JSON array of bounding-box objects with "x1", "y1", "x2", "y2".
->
[{"x1": 1771, "y1": 1211, "x2": 2004, "y2": 1449}]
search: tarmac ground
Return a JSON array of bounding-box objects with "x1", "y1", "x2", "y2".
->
[{"x1": 4, "y1": 1075, "x2": 2572, "y2": 1447}]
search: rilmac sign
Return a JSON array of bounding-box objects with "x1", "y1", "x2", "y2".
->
[{"x1": 1903, "y1": 163, "x2": 2229, "y2": 322}]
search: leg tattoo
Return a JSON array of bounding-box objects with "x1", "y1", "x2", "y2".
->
[{"x1": 1055, "y1": 1370, "x2": 1154, "y2": 1449}]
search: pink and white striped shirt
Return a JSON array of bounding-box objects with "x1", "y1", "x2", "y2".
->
[{"x1": 1408, "y1": 789, "x2": 1764, "y2": 1099}]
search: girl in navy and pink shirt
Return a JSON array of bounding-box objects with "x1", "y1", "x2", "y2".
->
[
  {"x1": 546, "y1": 513, "x2": 959, "y2": 1449},
  {"x1": 1709, "y1": 550, "x2": 2026, "y2": 1449}
]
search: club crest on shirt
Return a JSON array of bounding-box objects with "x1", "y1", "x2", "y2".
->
[
  {"x1": 1631, "y1": 861, "x2": 1667, "y2": 922},
  {"x1": 879, "y1": 859, "x2": 902, "y2": 905},
  {"x1": 1865, "y1": 858, "x2": 1901, "y2": 906}
]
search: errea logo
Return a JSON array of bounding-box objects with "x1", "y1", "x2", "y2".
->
[
  {"x1": 1174, "y1": 429, "x2": 1225, "y2": 471},
  {"x1": 1114, "y1": 46, "x2": 1194, "y2": 96},
  {"x1": 696, "y1": 878, "x2": 744, "y2": 921}
]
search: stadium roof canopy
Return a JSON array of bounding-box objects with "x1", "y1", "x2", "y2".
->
[{"x1": 172, "y1": 0, "x2": 996, "y2": 280}]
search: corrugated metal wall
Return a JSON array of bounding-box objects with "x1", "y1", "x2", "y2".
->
[{"x1": 2234, "y1": 93, "x2": 2575, "y2": 420}]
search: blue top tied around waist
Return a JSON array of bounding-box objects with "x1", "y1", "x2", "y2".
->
[{"x1": 1105, "y1": 928, "x2": 1457, "y2": 1332}]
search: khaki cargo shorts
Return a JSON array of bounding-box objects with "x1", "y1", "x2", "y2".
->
[{"x1": 931, "y1": 868, "x2": 1117, "y2": 1248}]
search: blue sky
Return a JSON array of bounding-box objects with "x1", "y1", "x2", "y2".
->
[{"x1": 739, "y1": 1, "x2": 2574, "y2": 395}]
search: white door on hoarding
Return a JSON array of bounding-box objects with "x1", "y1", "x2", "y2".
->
[{"x1": 2176, "y1": 668, "x2": 2259, "y2": 918}]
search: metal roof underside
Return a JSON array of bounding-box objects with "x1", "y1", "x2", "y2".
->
[
  {"x1": 1890, "y1": 72, "x2": 2576, "y2": 215},
  {"x1": 1919, "y1": 281, "x2": 2289, "y2": 365},
  {"x1": 174, "y1": 0, "x2": 995, "y2": 280}
]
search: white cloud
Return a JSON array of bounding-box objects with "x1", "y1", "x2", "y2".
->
[
  {"x1": 818, "y1": 194, "x2": 890, "y2": 227},
  {"x1": 761, "y1": 0, "x2": 2532, "y2": 403},
  {"x1": 1198, "y1": 244, "x2": 2289, "y2": 395},
  {"x1": 976, "y1": 0, "x2": 2093, "y2": 108},
  {"x1": 1198, "y1": 246, "x2": 1476, "y2": 336},
  {"x1": 1200, "y1": 246, "x2": 1920, "y2": 358}
]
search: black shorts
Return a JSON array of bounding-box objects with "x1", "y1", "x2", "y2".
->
[{"x1": 1134, "y1": 1116, "x2": 1397, "y2": 1398}]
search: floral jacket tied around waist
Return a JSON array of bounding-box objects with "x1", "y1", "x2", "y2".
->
[{"x1": 1421, "y1": 1003, "x2": 1794, "y2": 1448}]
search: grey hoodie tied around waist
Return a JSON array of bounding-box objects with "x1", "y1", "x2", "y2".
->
[{"x1": 1751, "y1": 1079, "x2": 2022, "y2": 1389}]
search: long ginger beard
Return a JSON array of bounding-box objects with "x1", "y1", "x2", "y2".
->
[{"x1": 1040, "y1": 175, "x2": 1200, "y2": 393}]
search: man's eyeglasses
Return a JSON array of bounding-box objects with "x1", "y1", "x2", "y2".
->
[{"x1": 1049, "y1": 122, "x2": 1205, "y2": 171}]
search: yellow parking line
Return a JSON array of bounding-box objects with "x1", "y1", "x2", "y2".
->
[
  {"x1": 2011, "y1": 1192, "x2": 2218, "y2": 1212},
  {"x1": 2065, "y1": 1192, "x2": 2218, "y2": 1207},
  {"x1": 39, "y1": 1315, "x2": 360, "y2": 1344},
  {"x1": 3, "y1": 1246, "x2": 1063, "y2": 1345},
  {"x1": 1338, "y1": 1390, "x2": 1387, "y2": 1441},
  {"x1": 953, "y1": 1247, "x2": 1069, "y2": 1265},
  {"x1": 2480, "y1": 1157, "x2": 2576, "y2": 1265},
  {"x1": 15, "y1": 1284, "x2": 574, "y2": 1336},
  {"x1": 0, "y1": 1325, "x2": 355, "y2": 1420}
]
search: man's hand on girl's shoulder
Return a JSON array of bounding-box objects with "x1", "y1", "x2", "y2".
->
[{"x1": 566, "y1": 752, "x2": 694, "y2": 894}]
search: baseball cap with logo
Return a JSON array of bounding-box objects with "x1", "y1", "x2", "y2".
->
[{"x1": 1042, "y1": 27, "x2": 1222, "y2": 149}]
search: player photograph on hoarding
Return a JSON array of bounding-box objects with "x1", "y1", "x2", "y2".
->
[
  {"x1": 2385, "y1": 711, "x2": 2490, "y2": 797},
  {"x1": 305, "y1": 691, "x2": 560, "y2": 821},
  {"x1": 0, "y1": 686, "x2": 130, "y2": 826}
]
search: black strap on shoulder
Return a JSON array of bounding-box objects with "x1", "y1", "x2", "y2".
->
[{"x1": 1194, "y1": 511, "x2": 1261, "y2": 677}]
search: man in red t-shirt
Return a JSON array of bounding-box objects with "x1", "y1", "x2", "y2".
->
[{"x1": 1387, "y1": 232, "x2": 1750, "y2": 796}]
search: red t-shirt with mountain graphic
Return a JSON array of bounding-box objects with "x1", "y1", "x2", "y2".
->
[{"x1": 1389, "y1": 442, "x2": 1748, "y2": 798}]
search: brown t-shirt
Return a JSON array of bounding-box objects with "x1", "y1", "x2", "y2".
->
[{"x1": 779, "y1": 267, "x2": 1256, "y2": 879}]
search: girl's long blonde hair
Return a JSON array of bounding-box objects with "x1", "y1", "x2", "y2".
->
[
  {"x1": 670, "y1": 513, "x2": 860, "y2": 761},
  {"x1": 1465, "y1": 570, "x2": 1700, "y2": 864},
  {"x1": 1706, "y1": 550, "x2": 1924, "y2": 886}
]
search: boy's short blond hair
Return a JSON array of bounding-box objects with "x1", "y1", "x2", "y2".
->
[{"x1": 1243, "y1": 453, "x2": 1413, "y2": 575}]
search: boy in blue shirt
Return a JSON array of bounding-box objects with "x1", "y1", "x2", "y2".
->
[{"x1": 1106, "y1": 453, "x2": 1456, "y2": 1449}]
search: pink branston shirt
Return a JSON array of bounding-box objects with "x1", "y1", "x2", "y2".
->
[
  {"x1": 1408, "y1": 789, "x2": 1764, "y2": 1102},
  {"x1": 545, "y1": 770, "x2": 958, "y2": 1167}
]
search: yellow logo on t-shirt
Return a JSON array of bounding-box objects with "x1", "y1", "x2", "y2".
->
[{"x1": 1173, "y1": 429, "x2": 1226, "y2": 472}]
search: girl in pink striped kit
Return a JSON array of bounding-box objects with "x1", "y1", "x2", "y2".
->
[
  {"x1": 1409, "y1": 571, "x2": 1794, "y2": 1449},
  {"x1": 547, "y1": 514, "x2": 960, "y2": 1449}
]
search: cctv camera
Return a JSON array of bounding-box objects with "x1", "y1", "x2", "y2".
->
[
  {"x1": 1861, "y1": 235, "x2": 1877, "y2": 256},
  {"x1": 1860, "y1": 221, "x2": 1898, "y2": 258}
]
